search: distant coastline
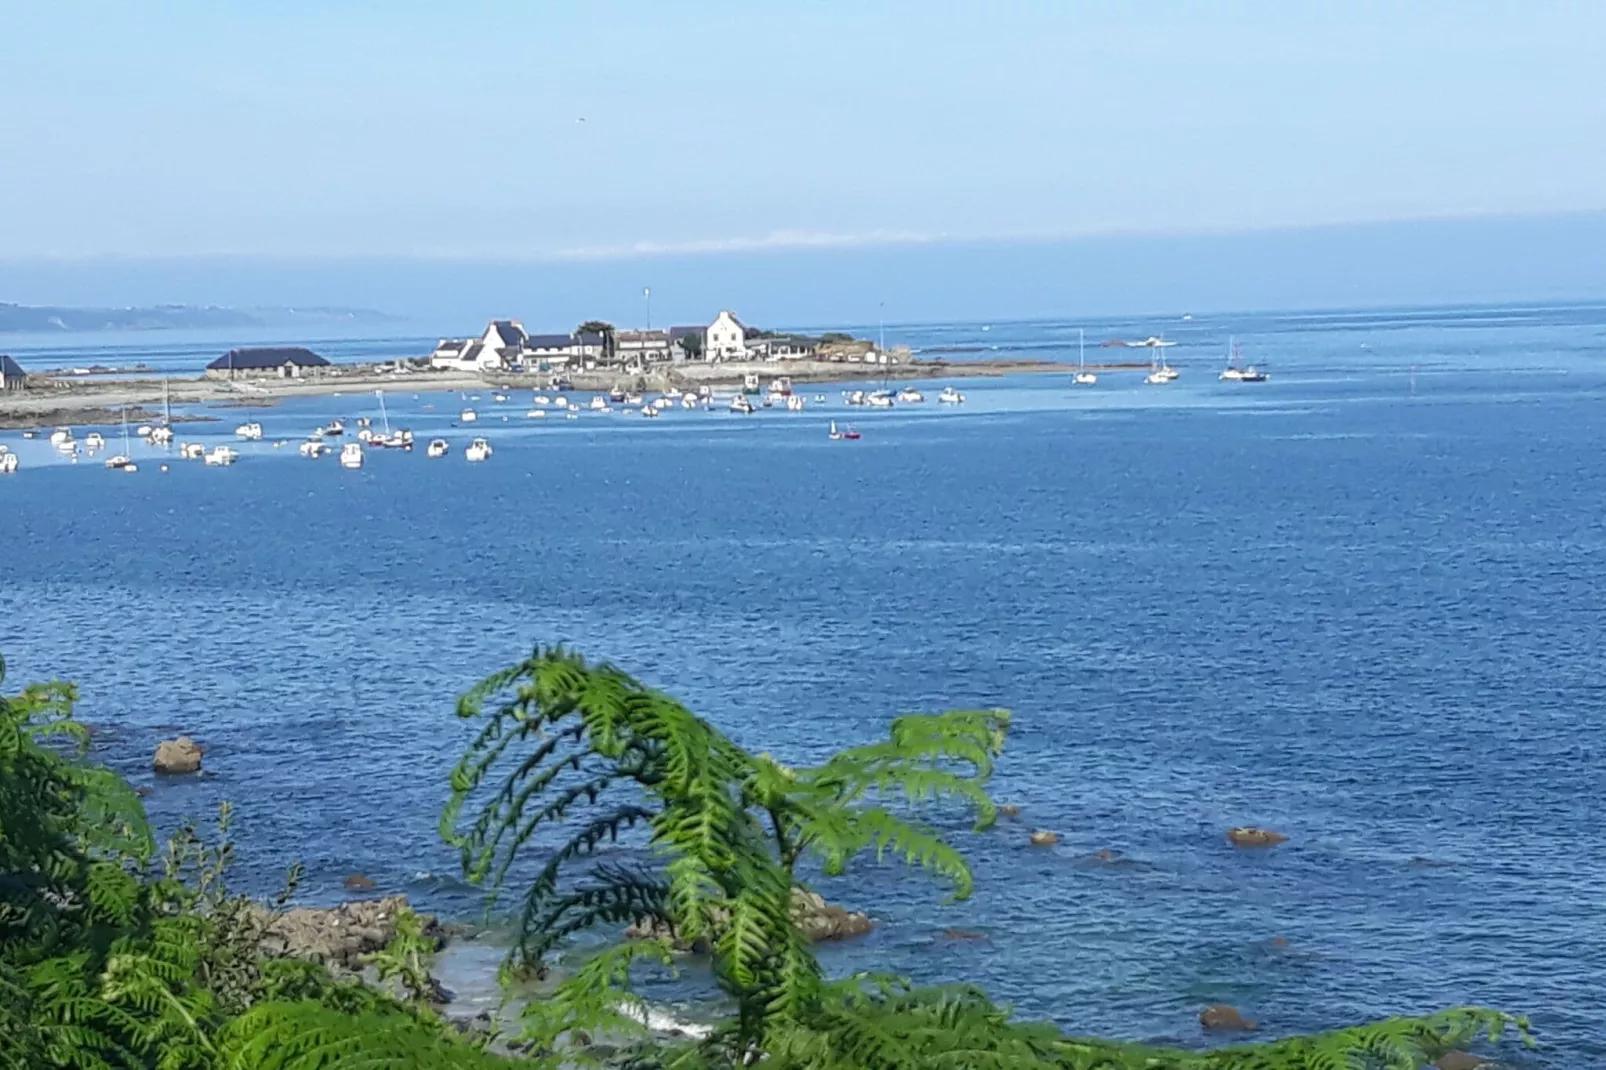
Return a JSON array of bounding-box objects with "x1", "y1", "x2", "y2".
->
[
  {"x1": 0, "y1": 301, "x2": 398, "y2": 334},
  {"x1": 0, "y1": 357, "x2": 1152, "y2": 430}
]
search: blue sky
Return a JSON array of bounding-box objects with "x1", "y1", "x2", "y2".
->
[{"x1": 1, "y1": 2, "x2": 1604, "y2": 322}]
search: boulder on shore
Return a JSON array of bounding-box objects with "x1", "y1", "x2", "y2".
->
[
  {"x1": 625, "y1": 887, "x2": 871, "y2": 948},
  {"x1": 152, "y1": 736, "x2": 203, "y2": 775},
  {"x1": 250, "y1": 896, "x2": 443, "y2": 973},
  {"x1": 1226, "y1": 826, "x2": 1288, "y2": 848},
  {"x1": 1199, "y1": 1004, "x2": 1258, "y2": 1032}
]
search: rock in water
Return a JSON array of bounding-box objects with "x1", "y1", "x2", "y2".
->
[
  {"x1": 626, "y1": 887, "x2": 871, "y2": 947},
  {"x1": 152, "y1": 736, "x2": 203, "y2": 775},
  {"x1": 344, "y1": 873, "x2": 376, "y2": 891},
  {"x1": 997, "y1": 804, "x2": 1022, "y2": 817},
  {"x1": 1199, "y1": 1004, "x2": 1258, "y2": 1032},
  {"x1": 1029, "y1": 830, "x2": 1059, "y2": 847},
  {"x1": 1434, "y1": 1053, "x2": 1488, "y2": 1070},
  {"x1": 252, "y1": 896, "x2": 443, "y2": 973},
  {"x1": 1226, "y1": 826, "x2": 1288, "y2": 848}
]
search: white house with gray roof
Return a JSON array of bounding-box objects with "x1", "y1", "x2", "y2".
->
[{"x1": 705, "y1": 311, "x2": 747, "y2": 361}]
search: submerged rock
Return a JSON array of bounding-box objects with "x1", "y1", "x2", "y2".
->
[
  {"x1": 1199, "y1": 1004, "x2": 1258, "y2": 1032},
  {"x1": 251, "y1": 896, "x2": 443, "y2": 973},
  {"x1": 343, "y1": 873, "x2": 376, "y2": 891},
  {"x1": 1029, "y1": 830, "x2": 1059, "y2": 847},
  {"x1": 997, "y1": 804, "x2": 1022, "y2": 818},
  {"x1": 941, "y1": 928, "x2": 988, "y2": 942},
  {"x1": 152, "y1": 736, "x2": 203, "y2": 775},
  {"x1": 626, "y1": 887, "x2": 871, "y2": 947},
  {"x1": 1226, "y1": 826, "x2": 1287, "y2": 848},
  {"x1": 1434, "y1": 1053, "x2": 1488, "y2": 1070}
]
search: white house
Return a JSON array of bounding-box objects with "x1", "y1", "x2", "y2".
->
[
  {"x1": 705, "y1": 310, "x2": 746, "y2": 361},
  {"x1": 745, "y1": 336, "x2": 818, "y2": 361},
  {"x1": 430, "y1": 320, "x2": 527, "y2": 372}
]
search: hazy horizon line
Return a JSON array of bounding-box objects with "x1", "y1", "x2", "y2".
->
[{"x1": 4, "y1": 207, "x2": 1603, "y2": 265}]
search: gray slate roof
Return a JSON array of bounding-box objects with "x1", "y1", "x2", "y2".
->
[
  {"x1": 206, "y1": 347, "x2": 330, "y2": 371},
  {"x1": 523, "y1": 333, "x2": 576, "y2": 348},
  {"x1": 0, "y1": 354, "x2": 24, "y2": 378},
  {"x1": 488, "y1": 320, "x2": 525, "y2": 347}
]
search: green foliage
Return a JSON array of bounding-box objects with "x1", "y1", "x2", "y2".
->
[
  {"x1": 445, "y1": 646, "x2": 1535, "y2": 1070},
  {"x1": 0, "y1": 654, "x2": 518, "y2": 1070}
]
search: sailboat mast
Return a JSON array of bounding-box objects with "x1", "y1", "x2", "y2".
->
[{"x1": 163, "y1": 378, "x2": 171, "y2": 425}]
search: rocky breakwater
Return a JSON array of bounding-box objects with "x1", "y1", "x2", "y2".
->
[{"x1": 626, "y1": 887, "x2": 872, "y2": 949}]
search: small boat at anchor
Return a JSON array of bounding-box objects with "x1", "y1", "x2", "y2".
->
[
  {"x1": 1073, "y1": 328, "x2": 1097, "y2": 385},
  {"x1": 298, "y1": 440, "x2": 330, "y2": 458},
  {"x1": 235, "y1": 422, "x2": 263, "y2": 440},
  {"x1": 895, "y1": 388, "x2": 924, "y2": 403},
  {"x1": 338, "y1": 443, "x2": 363, "y2": 468},
  {"x1": 938, "y1": 386, "x2": 966, "y2": 404},
  {"x1": 464, "y1": 437, "x2": 492, "y2": 462},
  {"x1": 84, "y1": 432, "x2": 106, "y2": 451},
  {"x1": 204, "y1": 445, "x2": 238, "y2": 466},
  {"x1": 427, "y1": 438, "x2": 449, "y2": 458},
  {"x1": 730, "y1": 395, "x2": 755, "y2": 414},
  {"x1": 179, "y1": 443, "x2": 205, "y2": 460}
]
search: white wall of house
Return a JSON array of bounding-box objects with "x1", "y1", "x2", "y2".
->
[{"x1": 705, "y1": 311, "x2": 745, "y2": 361}]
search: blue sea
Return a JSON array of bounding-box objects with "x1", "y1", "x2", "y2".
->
[{"x1": 2, "y1": 303, "x2": 1603, "y2": 1067}]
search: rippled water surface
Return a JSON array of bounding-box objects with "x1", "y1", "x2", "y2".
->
[{"x1": 4, "y1": 303, "x2": 1604, "y2": 1066}]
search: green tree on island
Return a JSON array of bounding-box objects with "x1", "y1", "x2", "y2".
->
[
  {"x1": 0, "y1": 648, "x2": 1535, "y2": 1069},
  {"x1": 578, "y1": 321, "x2": 617, "y2": 363}
]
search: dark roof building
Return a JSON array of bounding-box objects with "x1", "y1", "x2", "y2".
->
[
  {"x1": 205, "y1": 346, "x2": 331, "y2": 378},
  {"x1": 667, "y1": 325, "x2": 702, "y2": 340},
  {"x1": 0, "y1": 353, "x2": 26, "y2": 389},
  {"x1": 488, "y1": 320, "x2": 525, "y2": 347},
  {"x1": 522, "y1": 333, "x2": 577, "y2": 349}
]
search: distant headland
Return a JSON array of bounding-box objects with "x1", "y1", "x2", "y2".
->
[{"x1": 0, "y1": 301, "x2": 398, "y2": 334}]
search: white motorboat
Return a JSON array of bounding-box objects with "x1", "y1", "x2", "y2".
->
[
  {"x1": 460, "y1": 409, "x2": 478, "y2": 423},
  {"x1": 866, "y1": 390, "x2": 895, "y2": 408},
  {"x1": 663, "y1": 388, "x2": 683, "y2": 399},
  {"x1": 356, "y1": 417, "x2": 372, "y2": 429},
  {"x1": 49, "y1": 427, "x2": 73, "y2": 447},
  {"x1": 426, "y1": 438, "x2": 449, "y2": 458},
  {"x1": 179, "y1": 442, "x2": 205, "y2": 460},
  {"x1": 298, "y1": 440, "x2": 330, "y2": 458},
  {"x1": 589, "y1": 395, "x2": 608, "y2": 411},
  {"x1": 235, "y1": 422, "x2": 263, "y2": 440},
  {"x1": 895, "y1": 388, "x2": 924, "y2": 403},
  {"x1": 464, "y1": 437, "x2": 492, "y2": 462},
  {"x1": 785, "y1": 395, "x2": 806, "y2": 411},
  {"x1": 84, "y1": 432, "x2": 106, "y2": 451},
  {"x1": 641, "y1": 405, "x2": 659, "y2": 418},
  {"x1": 843, "y1": 390, "x2": 866, "y2": 406},
  {"x1": 532, "y1": 395, "x2": 552, "y2": 406},
  {"x1": 526, "y1": 409, "x2": 547, "y2": 418},
  {"x1": 1145, "y1": 367, "x2": 1178, "y2": 385},
  {"x1": 325, "y1": 419, "x2": 346, "y2": 436},
  {"x1": 149, "y1": 426, "x2": 174, "y2": 445},
  {"x1": 1073, "y1": 327, "x2": 1097, "y2": 385},
  {"x1": 623, "y1": 393, "x2": 643, "y2": 406},
  {"x1": 339, "y1": 443, "x2": 363, "y2": 468},
  {"x1": 1238, "y1": 366, "x2": 1268, "y2": 382},
  {"x1": 135, "y1": 425, "x2": 153, "y2": 438},
  {"x1": 938, "y1": 386, "x2": 966, "y2": 404},
  {"x1": 0, "y1": 452, "x2": 17, "y2": 474},
  {"x1": 104, "y1": 454, "x2": 132, "y2": 470},
  {"x1": 357, "y1": 427, "x2": 375, "y2": 442},
  {"x1": 730, "y1": 395, "x2": 755, "y2": 414},
  {"x1": 204, "y1": 445, "x2": 238, "y2": 466},
  {"x1": 493, "y1": 393, "x2": 509, "y2": 402},
  {"x1": 681, "y1": 395, "x2": 699, "y2": 409}
]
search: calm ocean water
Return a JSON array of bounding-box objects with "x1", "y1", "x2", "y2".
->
[{"x1": 3, "y1": 303, "x2": 1603, "y2": 1066}]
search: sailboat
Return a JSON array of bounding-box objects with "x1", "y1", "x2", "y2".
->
[
  {"x1": 1073, "y1": 327, "x2": 1097, "y2": 385},
  {"x1": 1220, "y1": 336, "x2": 1245, "y2": 381},
  {"x1": 104, "y1": 406, "x2": 135, "y2": 470},
  {"x1": 829, "y1": 420, "x2": 843, "y2": 440},
  {"x1": 150, "y1": 380, "x2": 175, "y2": 444}
]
